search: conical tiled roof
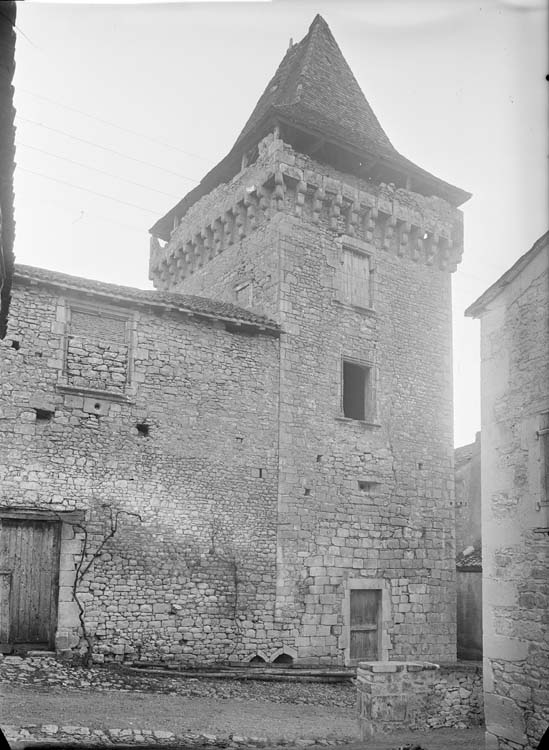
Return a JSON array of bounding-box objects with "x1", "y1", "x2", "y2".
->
[
  {"x1": 233, "y1": 15, "x2": 396, "y2": 161},
  {"x1": 151, "y1": 15, "x2": 469, "y2": 240}
]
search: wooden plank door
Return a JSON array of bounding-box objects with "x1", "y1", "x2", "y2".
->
[
  {"x1": 0, "y1": 519, "x2": 61, "y2": 649},
  {"x1": 350, "y1": 588, "x2": 381, "y2": 660}
]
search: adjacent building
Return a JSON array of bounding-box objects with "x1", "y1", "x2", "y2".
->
[
  {"x1": 1, "y1": 16, "x2": 469, "y2": 667},
  {"x1": 466, "y1": 230, "x2": 549, "y2": 750}
]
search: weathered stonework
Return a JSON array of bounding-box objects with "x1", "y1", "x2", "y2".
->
[
  {"x1": 357, "y1": 660, "x2": 483, "y2": 737},
  {"x1": 0, "y1": 276, "x2": 282, "y2": 663},
  {"x1": 150, "y1": 135, "x2": 464, "y2": 290},
  {"x1": 152, "y1": 129, "x2": 462, "y2": 664},
  {"x1": 1, "y1": 15, "x2": 467, "y2": 669},
  {"x1": 466, "y1": 231, "x2": 549, "y2": 750}
]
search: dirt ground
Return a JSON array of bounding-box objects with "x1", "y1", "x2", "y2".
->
[{"x1": 0, "y1": 684, "x2": 484, "y2": 749}]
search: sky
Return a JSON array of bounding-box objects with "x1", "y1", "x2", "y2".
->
[{"x1": 11, "y1": 0, "x2": 548, "y2": 447}]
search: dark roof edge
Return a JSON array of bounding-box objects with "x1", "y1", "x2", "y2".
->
[
  {"x1": 465, "y1": 230, "x2": 549, "y2": 318},
  {"x1": 13, "y1": 266, "x2": 280, "y2": 334},
  {"x1": 150, "y1": 108, "x2": 470, "y2": 241},
  {"x1": 149, "y1": 112, "x2": 276, "y2": 240}
]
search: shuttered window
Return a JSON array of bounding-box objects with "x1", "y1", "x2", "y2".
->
[
  {"x1": 350, "y1": 588, "x2": 381, "y2": 660},
  {"x1": 341, "y1": 246, "x2": 371, "y2": 308},
  {"x1": 539, "y1": 412, "x2": 549, "y2": 504}
]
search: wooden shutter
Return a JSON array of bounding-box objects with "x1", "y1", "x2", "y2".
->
[
  {"x1": 0, "y1": 519, "x2": 61, "y2": 648},
  {"x1": 350, "y1": 588, "x2": 380, "y2": 660},
  {"x1": 343, "y1": 248, "x2": 370, "y2": 308}
]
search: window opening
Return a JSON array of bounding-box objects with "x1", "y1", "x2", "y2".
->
[
  {"x1": 35, "y1": 408, "x2": 54, "y2": 421},
  {"x1": 343, "y1": 360, "x2": 373, "y2": 421}
]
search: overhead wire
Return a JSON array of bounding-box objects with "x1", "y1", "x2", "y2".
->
[
  {"x1": 18, "y1": 142, "x2": 181, "y2": 199},
  {"x1": 17, "y1": 87, "x2": 212, "y2": 163},
  {"x1": 18, "y1": 167, "x2": 161, "y2": 215},
  {"x1": 17, "y1": 116, "x2": 201, "y2": 183}
]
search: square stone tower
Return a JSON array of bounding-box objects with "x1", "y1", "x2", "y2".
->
[{"x1": 149, "y1": 15, "x2": 470, "y2": 664}]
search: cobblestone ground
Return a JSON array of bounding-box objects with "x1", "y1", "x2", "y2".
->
[{"x1": 0, "y1": 656, "x2": 484, "y2": 750}]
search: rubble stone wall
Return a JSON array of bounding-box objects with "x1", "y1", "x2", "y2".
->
[
  {"x1": 0, "y1": 282, "x2": 280, "y2": 663},
  {"x1": 357, "y1": 661, "x2": 483, "y2": 737}
]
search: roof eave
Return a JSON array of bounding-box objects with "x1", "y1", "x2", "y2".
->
[
  {"x1": 465, "y1": 230, "x2": 549, "y2": 318},
  {"x1": 13, "y1": 269, "x2": 280, "y2": 335}
]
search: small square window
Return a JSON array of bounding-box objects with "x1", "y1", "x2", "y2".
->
[
  {"x1": 342, "y1": 360, "x2": 375, "y2": 421},
  {"x1": 235, "y1": 282, "x2": 252, "y2": 309}
]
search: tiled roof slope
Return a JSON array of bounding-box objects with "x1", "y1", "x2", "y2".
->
[
  {"x1": 150, "y1": 15, "x2": 470, "y2": 240},
  {"x1": 14, "y1": 265, "x2": 279, "y2": 332},
  {"x1": 455, "y1": 442, "x2": 474, "y2": 467},
  {"x1": 234, "y1": 14, "x2": 395, "y2": 159},
  {"x1": 456, "y1": 546, "x2": 482, "y2": 571}
]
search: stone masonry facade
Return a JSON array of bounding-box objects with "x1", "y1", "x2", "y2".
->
[
  {"x1": 0, "y1": 15, "x2": 468, "y2": 667},
  {"x1": 1, "y1": 274, "x2": 282, "y2": 663},
  {"x1": 467, "y1": 231, "x2": 549, "y2": 750},
  {"x1": 150, "y1": 131, "x2": 463, "y2": 664}
]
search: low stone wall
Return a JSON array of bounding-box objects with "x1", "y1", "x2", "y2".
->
[
  {"x1": 357, "y1": 660, "x2": 483, "y2": 738},
  {"x1": 0, "y1": 724, "x2": 352, "y2": 747}
]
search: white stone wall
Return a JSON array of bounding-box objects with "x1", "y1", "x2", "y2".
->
[{"x1": 478, "y1": 241, "x2": 549, "y2": 749}]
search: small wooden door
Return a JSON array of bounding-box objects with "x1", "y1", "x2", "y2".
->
[
  {"x1": 0, "y1": 519, "x2": 61, "y2": 650},
  {"x1": 350, "y1": 588, "x2": 381, "y2": 660}
]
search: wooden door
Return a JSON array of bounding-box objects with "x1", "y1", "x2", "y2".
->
[
  {"x1": 0, "y1": 519, "x2": 61, "y2": 650},
  {"x1": 350, "y1": 588, "x2": 380, "y2": 660}
]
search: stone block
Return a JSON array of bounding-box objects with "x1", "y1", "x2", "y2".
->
[{"x1": 484, "y1": 693, "x2": 527, "y2": 745}]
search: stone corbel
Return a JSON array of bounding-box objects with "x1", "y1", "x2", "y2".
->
[
  {"x1": 201, "y1": 228, "x2": 214, "y2": 262},
  {"x1": 274, "y1": 170, "x2": 285, "y2": 212},
  {"x1": 295, "y1": 180, "x2": 307, "y2": 217},
  {"x1": 425, "y1": 233, "x2": 438, "y2": 266},
  {"x1": 223, "y1": 212, "x2": 234, "y2": 246},
  {"x1": 235, "y1": 203, "x2": 246, "y2": 240},
  {"x1": 398, "y1": 222, "x2": 410, "y2": 257},
  {"x1": 347, "y1": 201, "x2": 361, "y2": 237},
  {"x1": 411, "y1": 228, "x2": 424, "y2": 262},
  {"x1": 244, "y1": 191, "x2": 258, "y2": 230},
  {"x1": 365, "y1": 207, "x2": 378, "y2": 243},
  {"x1": 383, "y1": 215, "x2": 397, "y2": 251},
  {"x1": 312, "y1": 187, "x2": 325, "y2": 224},
  {"x1": 212, "y1": 220, "x2": 223, "y2": 254},
  {"x1": 329, "y1": 192, "x2": 343, "y2": 230},
  {"x1": 258, "y1": 184, "x2": 270, "y2": 214},
  {"x1": 194, "y1": 236, "x2": 205, "y2": 269}
]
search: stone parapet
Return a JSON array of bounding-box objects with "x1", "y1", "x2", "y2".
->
[
  {"x1": 150, "y1": 134, "x2": 465, "y2": 289},
  {"x1": 357, "y1": 660, "x2": 483, "y2": 738}
]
